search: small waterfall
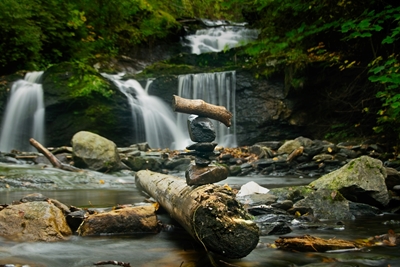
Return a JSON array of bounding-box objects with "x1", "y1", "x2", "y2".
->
[
  {"x1": 178, "y1": 71, "x2": 237, "y2": 148},
  {"x1": 102, "y1": 73, "x2": 188, "y2": 150},
  {"x1": 0, "y1": 71, "x2": 45, "y2": 152},
  {"x1": 182, "y1": 19, "x2": 259, "y2": 54}
]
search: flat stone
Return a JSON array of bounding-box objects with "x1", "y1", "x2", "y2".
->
[
  {"x1": 186, "y1": 142, "x2": 217, "y2": 152},
  {"x1": 195, "y1": 157, "x2": 211, "y2": 166},
  {"x1": 185, "y1": 164, "x2": 228, "y2": 185},
  {"x1": 187, "y1": 116, "x2": 216, "y2": 142}
]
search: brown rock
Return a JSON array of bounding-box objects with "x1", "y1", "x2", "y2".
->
[
  {"x1": 0, "y1": 201, "x2": 72, "y2": 241},
  {"x1": 185, "y1": 164, "x2": 228, "y2": 185}
]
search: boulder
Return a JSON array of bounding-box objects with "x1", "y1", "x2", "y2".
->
[
  {"x1": 71, "y1": 131, "x2": 126, "y2": 172},
  {"x1": 292, "y1": 189, "x2": 354, "y2": 220},
  {"x1": 41, "y1": 62, "x2": 134, "y2": 147},
  {"x1": 310, "y1": 156, "x2": 390, "y2": 207},
  {"x1": 0, "y1": 201, "x2": 72, "y2": 241},
  {"x1": 277, "y1": 139, "x2": 302, "y2": 155}
]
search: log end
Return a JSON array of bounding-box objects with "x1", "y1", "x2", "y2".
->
[{"x1": 193, "y1": 188, "x2": 259, "y2": 258}]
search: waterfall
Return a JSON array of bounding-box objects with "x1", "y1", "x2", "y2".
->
[
  {"x1": 102, "y1": 73, "x2": 188, "y2": 150},
  {"x1": 0, "y1": 71, "x2": 45, "y2": 152},
  {"x1": 178, "y1": 71, "x2": 237, "y2": 148},
  {"x1": 182, "y1": 19, "x2": 259, "y2": 54}
]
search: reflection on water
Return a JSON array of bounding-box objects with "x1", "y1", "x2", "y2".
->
[
  {"x1": 0, "y1": 189, "x2": 144, "y2": 208},
  {"x1": 0, "y1": 175, "x2": 400, "y2": 266}
]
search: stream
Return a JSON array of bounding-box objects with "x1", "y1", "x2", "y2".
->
[{"x1": 0, "y1": 164, "x2": 399, "y2": 267}]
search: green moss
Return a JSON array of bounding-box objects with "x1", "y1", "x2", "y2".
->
[{"x1": 135, "y1": 49, "x2": 250, "y2": 79}]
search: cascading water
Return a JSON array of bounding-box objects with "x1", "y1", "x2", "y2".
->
[
  {"x1": 182, "y1": 19, "x2": 259, "y2": 54},
  {"x1": 102, "y1": 73, "x2": 188, "y2": 150},
  {"x1": 0, "y1": 71, "x2": 45, "y2": 152},
  {"x1": 177, "y1": 71, "x2": 237, "y2": 148}
]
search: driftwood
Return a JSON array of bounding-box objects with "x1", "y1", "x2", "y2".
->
[
  {"x1": 78, "y1": 206, "x2": 160, "y2": 236},
  {"x1": 29, "y1": 138, "x2": 83, "y2": 172},
  {"x1": 275, "y1": 235, "x2": 359, "y2": 252},
  {"x1": 172, "y1": 95, "x2": 232, "y2": 127},
  {"x1": 135, "y1": 170, "x2": 259, "y2": 259}
]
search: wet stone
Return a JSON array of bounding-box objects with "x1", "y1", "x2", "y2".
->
[
  {"x1": 20, "y1": 193, "x2": 48, "y2": 203},
  {"x1": 185, "y1": 164, "x2": 228, "y2": 185},
  {"x1": 195, "y1": 157, "x2": 211, "y2": 167},
  {"x1": 187, "y1": 116, "x2": 216, "y2": 142},
  {"x1": 186, "y1": 142, "x2": 217, "y2": 152}
]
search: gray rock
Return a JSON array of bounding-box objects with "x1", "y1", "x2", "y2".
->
[
  {"x1": 187, "y1": 116, "x2": 216, "y2": 142},
  {"x1": 71, "y1": 131, "x2": 125, "y2": 172},
  {"x1": 293, "y1": 189, "x2": 354, "y2": 220},
  {"x1": 310, "y1": 156, "x2": 390, "y2": 207},
  {"x1": 385, "y1": 167, "x2": 400, "y2": 190},
  {"x1": 277, "y1": 139, "x2": 302, "y2": 155}
]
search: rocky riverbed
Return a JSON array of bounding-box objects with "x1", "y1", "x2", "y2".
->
[{"x1": 1, "y1": 132, "x2": 400, "y2": 241}]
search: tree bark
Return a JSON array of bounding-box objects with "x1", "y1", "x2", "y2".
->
[
  {"x1": 78, "y1": 206, "x2": 160, "y2": 236},
  {"x1": 135, "y1": 170, "x2": 259, "y2": 259},
  {"x1": 29, "y1": 138, "x2": 83, "y2": 172},
  {"x1": 172, "y1": 95, "x2": 232, "y2": 127}
]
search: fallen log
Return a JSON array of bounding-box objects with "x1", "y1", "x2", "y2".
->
[
  {"x1": 135, "y1": 170, "x2": 259, "y2": 259},
  {"x1": 78, "y1": 205, "x2": 160, "y2": 236},
  {"x1": 29, "y1": 138, "x2": 83, "y2": 172},
  {"x1": 275, "y1": 235, "x2": 359, "y2": 252},
  {"x1": 172, "y1": 95, "x2": 232, "y2": 127}
]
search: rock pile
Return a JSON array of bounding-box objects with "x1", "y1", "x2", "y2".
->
[{"x1": 182, "y1": 115, "x2": 228, "y2": 185}]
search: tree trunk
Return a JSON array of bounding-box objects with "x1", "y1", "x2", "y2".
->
[
  {"x1": 135, "y1": 170, "x2": 259, "y2": 259},
  {"x1": 172, "y1": 95, "x2": 232, "y2": 127}
]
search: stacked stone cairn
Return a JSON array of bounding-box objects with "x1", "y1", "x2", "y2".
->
[{"x1": 183, "y1": 115, "x2": 228, "y2": 185}]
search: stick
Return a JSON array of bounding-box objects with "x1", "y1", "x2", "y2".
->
[
  {"x1": 29, "y1": 138, "x2": 83, "y2": 172},
  {"x1": 172, "y1": 95, "x2": 232, "y2": 127}
]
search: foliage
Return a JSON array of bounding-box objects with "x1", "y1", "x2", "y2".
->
[
  {"x1": 1, "y1": 0, "x2": 239, "y2": 74},
  {"x1": 223, "y1": 0, "x2": 400, "y2": 151},
  {"x1": 339, "y1": 4, "x2": 400, "y2": 149},
  {"x1": 67, "y1": 61, "x2": 114, "y2": 99}
]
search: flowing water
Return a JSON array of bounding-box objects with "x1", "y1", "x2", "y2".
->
[
  {"x1": 177, "y1": 71, "x2": 237, "y2": 148},
  {"x1": 182, "y1": 19, "x2": 259, "y2": 54},
  {"x1": 102, "y1": 73, "x2": 188, "y2": 150},
  {"x1": 0, "y1": 164, "x2": 399, "y2": 267},
  {"x1": 0, "y1": 72, "x2": 45, "y2": 152}
]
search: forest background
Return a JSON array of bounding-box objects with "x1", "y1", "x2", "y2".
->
[{"x1": 0, "y1": 0, "x2": 399, "y2": 156}]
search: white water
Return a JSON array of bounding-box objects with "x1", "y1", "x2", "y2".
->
[
  {"x1": 0, "y1": 71, "x2": 45, "y2": 152},
  {"x1": 102, "y1": 73, "x2": 189, "y2": 150},
  {"x1": 178, "y1": 71, "x2": 237, "y2": 148},
  {"x1": 183, "y1": 19, "x2": 259, "y2": 54}
]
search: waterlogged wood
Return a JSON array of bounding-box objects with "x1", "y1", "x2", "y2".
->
[
  {"x1": 172, "y1": 95, "x2": 232, "y2": 127},
  {"x1": 135, "y1": 170, "x2": 259, "y2": 259},
  {"x1": 29, "y1": 138, "x2": 83, "y2": 172},
  {"x1": 275, "y1": 235, "x2": 359, "y2": 252},
  {"x1": 78, "y1": 206, "x2": 160, "y2": 236}
]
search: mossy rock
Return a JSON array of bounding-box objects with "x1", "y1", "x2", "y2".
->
[{"x1": 41, "y1": 62, "x2": 134, "y2": 147}]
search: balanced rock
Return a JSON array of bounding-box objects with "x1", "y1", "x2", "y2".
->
[
  {"x1": 186, "y1": 164, "x2": 228, "y2": 185},
  {"x1": 187, "y1": 115, "x2": 216, "y2": 142}
]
